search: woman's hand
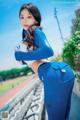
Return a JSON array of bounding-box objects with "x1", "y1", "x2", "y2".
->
[
  {"x1": 14, "y1": 45, "x2": 21, "y2": 63},
  {"x1": 14, "y1": 45, "x2": 20, "y2": 52}
]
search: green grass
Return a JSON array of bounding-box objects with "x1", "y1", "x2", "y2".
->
[{"x1": 0, "y1": 76, "x2": 29, "y2": 97}]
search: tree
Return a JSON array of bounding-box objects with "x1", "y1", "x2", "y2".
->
[
  {"x1": 0, "y1": 66, "x2": 33, "y2": 82},
  {"x1": 71, "y1": 8, "x2": 80, "y2": 34},
  {"x1": 62, "y1": 8, "x2": 80, "y2": 70}
]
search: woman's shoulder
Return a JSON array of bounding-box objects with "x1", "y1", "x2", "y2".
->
[
  {"x1": 34, "y1": 26, "x2": 45, "y2": 37},
  {"x1": 34, "y1": 26, "x2": 42, "y2": 32}
]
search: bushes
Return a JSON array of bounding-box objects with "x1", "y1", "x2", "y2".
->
[
  {"x1": 62, "y1": 31, "x2": 80, "y2": 70},
  {"x1": 0, "y1": 66, "x2": 33, "y2": 82},
  {"x1": 62, "y1": 8, "x2": 80, "y2": 70}
]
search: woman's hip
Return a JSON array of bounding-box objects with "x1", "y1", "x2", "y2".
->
[{"x1": 38, "y1": 61, "x2": 75, "y2": 83}]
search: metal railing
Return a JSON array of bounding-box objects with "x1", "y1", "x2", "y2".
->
[
  {"x1": 23, "y1": 83, "x2": 44, "y2": 120},
  {"x1": 0, "y1": 78, "x2": 44, "y2": 120}
]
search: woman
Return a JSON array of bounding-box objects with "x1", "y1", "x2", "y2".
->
[{"x1": 15, "y1": 3, "x2": 75, "y2": 120}]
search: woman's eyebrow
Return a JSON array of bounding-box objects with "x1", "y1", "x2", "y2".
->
[
  {"x1": 20, "y1": 14, "x2": 31, "y2": 17},
  {"x1": 20, "y1": 14, "x2": 23, "y2": 17}
]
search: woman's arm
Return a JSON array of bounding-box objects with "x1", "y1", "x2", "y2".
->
[{"x1": 15, "y1": 28, "x2": 54, "y2": 61}]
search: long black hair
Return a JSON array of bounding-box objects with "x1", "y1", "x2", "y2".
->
[{"x1": 19, "y1": 3, "x2": 42, "y2": 50}]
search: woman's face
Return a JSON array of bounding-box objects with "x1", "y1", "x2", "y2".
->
[{"x1": 19, "y1": 9, "x2": 38, "y2": 30}]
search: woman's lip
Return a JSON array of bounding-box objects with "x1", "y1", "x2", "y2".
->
[
  {"x1": 24, "y1": 25, "x2": 30, "y2": 30},
  {"x1": 24, "y1": 25, "x2": 29, "y2": 27}
]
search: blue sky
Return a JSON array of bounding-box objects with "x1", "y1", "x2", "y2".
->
[{"x1": 0, "y1": 0, "x2": 80, "y2": 70}]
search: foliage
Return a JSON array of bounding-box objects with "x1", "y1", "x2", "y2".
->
[
  {"x1": 62, "y1": 31, "x2": 80, "y2": 69},
  {"x1": 53, "y1": 55, "x2": 63, "y2": 61},
  {"x1": 71, "y1": 8, "x2": 80, "y2": 34},
  {"x1": 0, "y1": 66, "x2": 33, "y2": 82},
  {"x1": 62, "y1": 8, "x2": 80, "y2": 70}
]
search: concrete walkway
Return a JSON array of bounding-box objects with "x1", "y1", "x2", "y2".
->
[
  {"x1": 0, "y1": 75, "x2": 35, "y2": 108},
  {"x1": 70, "y1": 93, "x2": 80, "y2": 120}
]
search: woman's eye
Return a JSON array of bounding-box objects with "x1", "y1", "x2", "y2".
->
[
  {"x1": 20, "y1": 16, "x2": 24, "y2": 19},
  {"x1": 27, "y1": 16, "x2": 32, "y2": 19}
]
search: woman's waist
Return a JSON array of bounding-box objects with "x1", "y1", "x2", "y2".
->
[{"x1": 30, "y1": 59, "x2": 49, "y2": 74}]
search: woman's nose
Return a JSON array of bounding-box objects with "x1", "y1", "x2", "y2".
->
[{"x1": 24, "y1": 19, "x2": 28, "y2": 24}]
